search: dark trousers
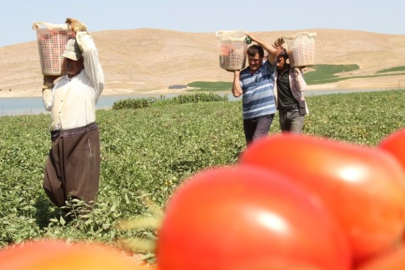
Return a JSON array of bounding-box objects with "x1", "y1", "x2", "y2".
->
[
  {"x1": 279, "y1": 109, "x2": 305, "y2": 133},
  {"x1": 43, "y1": 123, "x2": 100, "y2": 208},
  {"x1": 243, "y1": 114, "x2": 275, "y2": 145}
]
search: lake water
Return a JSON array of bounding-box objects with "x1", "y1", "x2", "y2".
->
[
  {"x1": 0, "y1": 89, "x2": 386, "y2": 116},
  {"x1": 0, "y1": 93, "x2": 181, "y2": 116}
]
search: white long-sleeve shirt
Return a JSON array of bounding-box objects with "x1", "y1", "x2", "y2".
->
[{"x1": 42, "y1": 31, "x2": 105, "y2": 131}]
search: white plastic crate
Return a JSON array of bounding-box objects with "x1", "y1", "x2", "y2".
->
[
  {"x1": 215, "y1": 30, "x2": 247, "y2": 71},
  {"x1": 284, "y1": 32, "x2": 316, "y2": 68},
  {"x1": 32, "y1": 22, "x2": 75, "y2": 76}
]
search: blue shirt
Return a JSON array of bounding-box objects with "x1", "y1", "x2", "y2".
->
[{"x1": 240, "y1": 60, "x2": 277, "y2": 119}]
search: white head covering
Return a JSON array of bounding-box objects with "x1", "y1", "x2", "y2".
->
[{"x1": 62, "y1": 39, "x2": 82, "y2": 61}]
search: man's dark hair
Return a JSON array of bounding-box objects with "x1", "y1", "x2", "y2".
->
[
  {"x1": 247, "y1": 45, "x2": 264, "y2": 58},
  {"x1": 278, "y1": 48, "x2": 289, "y2": 60}
]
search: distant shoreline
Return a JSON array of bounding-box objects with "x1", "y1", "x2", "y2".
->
[
  {"x1": 0, "y1": 84, "x2": 401, "y2": 99},
  {"x1": 0, "y1": 88, "x2": 396, "y2": 117}
]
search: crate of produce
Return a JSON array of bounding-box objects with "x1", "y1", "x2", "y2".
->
[
  {"x1": 215, "y1": 30, "x2": 248, "y2": 71},
  {"x1": 32, "y1": 22, "x2": 75, "y2": 76},
  {"x1": 284, "y1": 32, "x2": 316, "y2": 68}
]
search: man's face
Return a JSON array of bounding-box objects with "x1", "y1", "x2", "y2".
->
[
  {"x1": 64, "y1": 58, "x2": 84, "y2": 77},
  {"x1": 248, "y1": 53, "x2": 263, "y2": 72},
  {"x1": 276, "y1": 55, "x2": 286, "y2": 71}
]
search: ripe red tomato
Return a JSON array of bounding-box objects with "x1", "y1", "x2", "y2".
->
[
  {"x1": 239, "y1": 134, "x2": 405, "y2": 264},
  {"x1": 355, "y1": 245, "x2": 405, "y2": 270},
  {"x1": 221, "y1": 259, "x2": 327, "y2": 270},
  {"x1": 156, "y1": 166, "x2": 351, "y2": 270},
  {"x1": 379, "y1": 128, "x2": 405, "y2": 171},
  {"x1": 0, "y1": 240, "x2": 154, "y2": 270}
]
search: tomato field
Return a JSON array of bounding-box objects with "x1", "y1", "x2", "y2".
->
[{"x1": 1, "y1": 89, "x2": 405, "y2": 269}]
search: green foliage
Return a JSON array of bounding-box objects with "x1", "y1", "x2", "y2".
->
[
  {"x1": 1, "y1": 89, "x2": 405, "y2": 247},
  {"x1": 305, "y1": 64, "x2": 405, "y2": 85},
  {"x1": 0, "y1": 102, "x2": 243, "y2": 247},
  {"x1": 304, "y1": 90, "x2": 405, "y2": 144},
  {"x1": 112, "y1": 93, "x2": 228, "y2": 110},
  {"x1": 376, "y1": 66, "x2": 405, "y2": 74},
  {"x1": 305, "y1": 64, "x2": 360, "y2": 84},
  {"x1": 187, "y1": 81, "x2": 232, "y2": 92}
]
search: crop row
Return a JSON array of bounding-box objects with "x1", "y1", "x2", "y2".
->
[{"x1": 0, "y1": 90, "x2": 404, "y2": 248}]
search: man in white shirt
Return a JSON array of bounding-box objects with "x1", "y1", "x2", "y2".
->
[{"x1": 41, "y1": 18, "x2": 104, "y2": 216}]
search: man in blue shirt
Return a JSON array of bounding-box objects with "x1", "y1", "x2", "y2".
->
[{"x1": 231, "y1": 33, "x2": 283, "y2": 145}]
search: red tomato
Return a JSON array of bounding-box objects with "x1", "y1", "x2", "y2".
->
[
  {"x1": 239, "y1": 134, "x2": 405, "y2": 264},
  {"x1": 0, "y1": 240, "x2": 155, "y2": 270},
  {"x1": 221, "y1": 259, "x2": 327, "y2": 270},
  {"x1": 156, "y1": 166, "x2": 351, "y2": 270},
  {"x1": 379, "y1": 128, "x2": 405, "y2": 171},
  {"x1": 356, "y1": 245, "x2": 405, "y2": 270}
]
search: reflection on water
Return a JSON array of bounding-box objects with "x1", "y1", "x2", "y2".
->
[
  {"x1": 0, "y1": 89, "x2": 386, "y2": 116},
  {"x1": 0, "y1": 94, "x2": 180, "y2": 116}
]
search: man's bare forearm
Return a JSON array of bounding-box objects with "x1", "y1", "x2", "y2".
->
[
  {"x1": 232, "y1": 70, "x2": 242, "y2": 97},
  {"x1": 247, "y1": 32, "x2": 280, "y2": 64}
]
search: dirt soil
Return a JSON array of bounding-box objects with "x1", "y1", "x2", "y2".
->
[{"x1": 0, "y1": 28, "x2": 404, "y2": 98}]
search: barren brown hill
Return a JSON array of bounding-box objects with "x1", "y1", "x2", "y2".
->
[{"x1": 1, "y1": 28, "x2": 405, "y2": 97}]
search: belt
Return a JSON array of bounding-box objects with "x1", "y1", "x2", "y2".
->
[
  {"x1": 51, "y1": 122, "x2": 98, "y2": 141},
  {"x1": 279, "y1": 104, "x2": 298, "y2": 112}
]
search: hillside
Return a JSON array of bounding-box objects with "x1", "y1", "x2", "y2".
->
[{"x1": 0, "y1": 28, "x2": 405, "y2": 97}]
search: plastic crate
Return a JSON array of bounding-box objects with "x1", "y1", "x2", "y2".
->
[
  {"x1": 215, "y1": 30, "x2": 247, "y2": 71},
  {"x1": 32, "y1": 22, "x2": 75, "y2": 76},
  {"x1": 284, "y1": 32, "x2": 316, "y2": 68}
]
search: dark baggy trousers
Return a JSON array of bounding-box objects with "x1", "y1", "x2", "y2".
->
[
  {"x1": 279, "y1": 109, "x2": 305, "y2": 134},
  {"x1": 243, "y1": 114, "x2": 275, "y2": 145},
  {"x1": 43, "y1": 122, "x2": 100, "y2": 208}
]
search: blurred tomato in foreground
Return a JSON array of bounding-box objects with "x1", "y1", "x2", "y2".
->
[
  {"x1": 221, "y1": 259, "x2": 327, "y2": 270},
  {"x1": 356, "y1": 245, "x2": 405, "y2": 270},
  {"x1": 240, "y1": 134, "x2": 405, "y2": 264},
  {"x1": 379, "y1": 128, "x2": 405, "y2": 171},
  {"x1": 156, "y1": 166, "x2": 351, "y2": 270},
  {"x1": 0, "y1": 240, "x2": 154, "y2": 270}
]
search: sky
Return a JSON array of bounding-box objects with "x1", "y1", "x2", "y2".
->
[{"x1": 1, "y1": 0, "x2": 404, "y2": 48}]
